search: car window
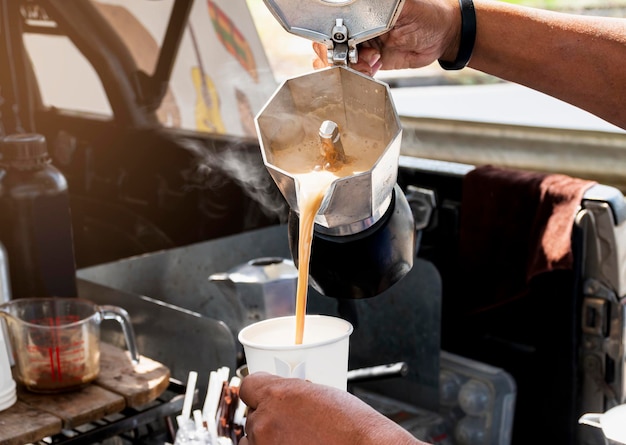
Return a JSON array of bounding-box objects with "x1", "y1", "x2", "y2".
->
[{"x1": 24, "y1": 30, "x2": 113, "y2": 117}]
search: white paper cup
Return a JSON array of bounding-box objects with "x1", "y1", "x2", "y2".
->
[
  {"x1": 0, "y1": 382, "x2": 16, "y2": 401},
  {"x1": 0, "y1": 321, "x2": 16, "y2": 412},
  {"x1": 238, "y1": 315, "x2": 353, "y2": 390},
  {"x1": 0, "y1": 380, "x2": 16, "y2": 411},
  {"x1": 0, "y1": 393, "x2": 16, "y2": 411}
]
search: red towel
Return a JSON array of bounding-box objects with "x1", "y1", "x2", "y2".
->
[{"x1": 458, "y1": 165, "x2": 596, "y2": 313}]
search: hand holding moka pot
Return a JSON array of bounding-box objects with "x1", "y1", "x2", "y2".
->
[{"x1": 255, "y1": 0, "x2": 415, "y2": 299}]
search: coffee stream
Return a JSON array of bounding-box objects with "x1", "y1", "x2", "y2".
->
[
  {"x1": 272, "y1": 114, "x2": 381, "y2": 344},
  {"x1": 294, "y1": 121, "x2": 351, "y2": 343},
  {"x1": 294, "y1": 177, "x2": 326, "y2": 344},
  {"x1": 280, "y1": 121, "x2": 354, "y2": 344}
]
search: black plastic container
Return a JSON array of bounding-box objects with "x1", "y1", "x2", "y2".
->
[{"x1": 0, "y1": 133, "x2": 77, "y2": 298}]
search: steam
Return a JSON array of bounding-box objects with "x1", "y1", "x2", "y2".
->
[{"x1": 179, "y1": 137, "x2": 289, "y2": 224}]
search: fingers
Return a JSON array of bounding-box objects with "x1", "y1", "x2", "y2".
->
[
  {"x1": 312, "y1": 57, "x2": 327, "y2": 70},
  {"x1": 312, "y1": 42, "x2": 326, "y2": 58},
  {"x1": 312, "y1": 42, "x2": 328, "y2": 68},
  {"x1": 239, "y1": 371, "x2": 279, "y2": 409}
]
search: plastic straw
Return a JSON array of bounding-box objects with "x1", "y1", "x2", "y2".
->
[
  {"x1": 203, "y1": 370, "x2": 220, "y2": 421},
  {"x1": 182, "y1": 371, "x2": 198, "y2": 420},
  {"x1": 233, "y1": 396, "x2": 247, "y2": 428},
  {"x1": 193, "y1": 409, "x2": 205, "y2": 431},
  {"x1": 175, "y1": 414, "x2": 186, "y2": 429},
  {"x1": 208, "y1": 419, "x2": 219, "y2": 444},
  {"x1": 218, "y1": 366, "x2": 230, "y2": 384}
]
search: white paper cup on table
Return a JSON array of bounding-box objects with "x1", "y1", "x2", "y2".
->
[
  {"x1": 238, "y1": 315, "x2": 353, "y2": 390},
  {"x1": 0, "y1": 318, "x2": 16, "y2": 412}
]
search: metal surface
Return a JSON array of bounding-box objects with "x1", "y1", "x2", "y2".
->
[
  {"x1": 346, "y1": 361, "x2": 408, "y2": 383},
  {"x1": 78, "y1": 225, "x2": 293, "y2": 340},
  {"x1": 397, "y1": 115, "x2": 626, "y2": 193},
  {"x1": 78, "y1": 279, "x2": 237, "y2": 388},
  {"x1": 576, "y1": 192, "x2": 626, "y2": 444},
  {"x1": 583, "y1": 184, "x2": 626, "y2": 225},
  {"x1": 238, "y1": 361, "x2": 410, "y2": 383},
  {"x1": 262, "y1": 0, "x2": 404, "y2": 65},
  {"x1": 256, "y1": 66, "x2": 402, "y2": 235}
]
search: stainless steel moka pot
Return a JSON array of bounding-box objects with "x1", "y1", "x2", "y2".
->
[{"x1": 255, "y1": 0, "x2": 415, "y2": 299}]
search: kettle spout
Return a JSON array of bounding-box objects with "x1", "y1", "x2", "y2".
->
[
  {"x1": 578, "y1": 413, "x2": 602, "y2": 429},
  {"x1": 208, "y1": 272, "x2": 237, "y2": 299}
]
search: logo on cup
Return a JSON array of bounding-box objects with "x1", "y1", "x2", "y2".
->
[{"x1": 274, "y1": 357, "x2": 306, "y2": 379}]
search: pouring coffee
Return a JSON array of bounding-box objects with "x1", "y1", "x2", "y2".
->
[
  {"x1": 254, "y1": 0, "x2": 413, "y2": 347},
  {"x1": 256, "y1": 65, "x2": 415, "y2": 301}
]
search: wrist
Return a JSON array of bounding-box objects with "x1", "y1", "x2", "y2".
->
[
  {"x1": 439, "y1": 0, "x2": 462, "y2": 62},
  {"x1": 438, "y1": 0, "x2": 477, "y2": 70},
  {"x1": 356, "y1": 414, "x2": 424, "y2": 445}
]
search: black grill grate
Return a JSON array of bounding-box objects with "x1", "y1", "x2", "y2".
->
[{"x1": 36, "y1": 380, "x2": 193, "y2": 445}]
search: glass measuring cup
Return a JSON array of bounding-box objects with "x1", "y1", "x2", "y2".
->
[{"x1": 0, "y1": 297, "x2": 139, "y2": 393}]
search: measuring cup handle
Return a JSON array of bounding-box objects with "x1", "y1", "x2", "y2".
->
[{"x1": 100, "y1": 305, "x2": 140, "y2": 365}]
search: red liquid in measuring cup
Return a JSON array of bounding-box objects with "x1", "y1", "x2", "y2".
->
[{"x1": 17, "y1": 316, "x2": 100, "y2": 393}]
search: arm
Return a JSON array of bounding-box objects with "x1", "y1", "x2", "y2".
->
[
  {"x1": 314, "y1": 0, "x2": 626, "y2": 130},
  {"x1": 238, "y1": 372, "x2": 429, "y2": 445},
  {"x1": 468, "y1": 1, "x2": 626, "y2": 129}
]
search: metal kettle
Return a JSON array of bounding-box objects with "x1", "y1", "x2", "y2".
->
[{"x1": 208, "y1": 257, "x2": 297, "y2": 329}]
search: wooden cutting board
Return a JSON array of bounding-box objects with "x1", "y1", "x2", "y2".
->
[
  {"x1": 0, "y1": 401, "x2": 62, "y2": 444},
  {"x1": 97, "y1": 342, "x2": 171, "y2": 408},
  {"x1": 0, "y1": 343, "x2": 171, "y2": 445}
]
